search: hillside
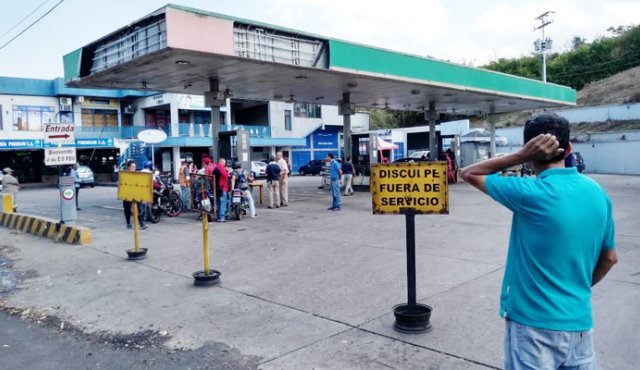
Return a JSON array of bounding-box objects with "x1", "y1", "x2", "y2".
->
[
  {"x1": 577, "y1": 65, "x2": 640, "y2": 106},
  {"x1": 473, "y1": 66, "x2": 640, "y2": 131}
]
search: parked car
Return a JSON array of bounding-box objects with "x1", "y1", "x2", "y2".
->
[
  {"x1": 299, "y1": 160, "x2": 325, "y2": 175},
  {"x1": 408, "y1": 150, "x2": 431, "y2": 160},
  {"x1": 573, "y1": 152, "x2": 586, "y2": 173},
  {"x1": 392, "y1": 157, "x2": 429, "y2": 163},
  {"x1": 76, "y1": 165, "x2": 95, "y2": 187},
  {"x1": 251, "y1": 161, "x2": 267, "y2": 178}
]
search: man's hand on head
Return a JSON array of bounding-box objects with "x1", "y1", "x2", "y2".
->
[{"x1": 519, "y1": 133, "x2": 564, "y2": 162}]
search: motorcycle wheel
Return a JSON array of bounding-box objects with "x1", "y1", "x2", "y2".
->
[
  {"x1": 149, "y1": 204, "x2": 161, "y2": 224},
  {"x1": 234, "y1": 205, "x2": 241, "y2": 221},
  {"x1": 167, "y1": 191, "x2": 183, "y2": 217}
]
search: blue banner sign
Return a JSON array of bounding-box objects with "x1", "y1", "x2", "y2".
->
[
  {"x1": 0, "y1": 140, "x2": 43, "y2": 149},
  {"x1": 43, "y1": 138, "x2": 115, "y2": 148},
  {"x1": 74, "y1": 138, "x2": 114, "y2": 148}
]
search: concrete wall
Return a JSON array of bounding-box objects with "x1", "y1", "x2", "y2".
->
[
  {"x1": 554, "y1": 103, "x2": 640, "y2": 123},
  {"x1": 572, "y1": 132, "x2": 640, "y2": 175},
  {"x1": 496, "y1": 126, "x2": 640, "y2": 175}
]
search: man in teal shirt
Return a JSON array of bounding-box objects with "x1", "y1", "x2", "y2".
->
[{"x1": 461, "y1": 113, "x2": 617, "y2": 369}]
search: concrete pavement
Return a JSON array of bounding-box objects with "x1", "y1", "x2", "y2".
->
[{"x1": 1, "y1": 175, "x2": 639, "y2": 369}]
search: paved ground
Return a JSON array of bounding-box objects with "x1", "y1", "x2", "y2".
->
[{"x1": 1, "y1": 174, "x2": 639, "y2": 369}]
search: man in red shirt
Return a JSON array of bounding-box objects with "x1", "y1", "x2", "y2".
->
[{"x1": 213, "y1": 158, "x2": 229, "y2": 222}]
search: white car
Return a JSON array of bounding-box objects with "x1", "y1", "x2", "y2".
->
[
  {"x1": 409, "y1": 150, "x2": 431, "y2": 159},
  {"x1": 76, "y1": 165, "x2": 95, "y2": 187},
  {"x1": 251, "y1": 161, "x2": 267, "y2": 178}
]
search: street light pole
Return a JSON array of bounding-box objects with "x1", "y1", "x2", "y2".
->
[{"x1": 534, "y1": 11, "x2": 554, "y2": 82}]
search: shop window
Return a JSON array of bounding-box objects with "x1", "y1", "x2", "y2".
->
[
  {"x1": 12, "y1": 105, "x2": 54, "y2": 131},
  {"x1": 285, "y1": 110, "x2": 292, "y2": 131},
  {"x1": 81, "y1": 109, "x2": 118, "y2": 127},
  {"x1": 294, "y1": 103, "x2": 321, "y2": 118}
]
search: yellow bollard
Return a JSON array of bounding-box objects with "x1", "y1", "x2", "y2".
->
[
  {"x1": 202, "y1": 209, "x2": 210, "y2": 274},
  {"x1": 126, "y1": 201, "x2": 147, "y2": 260},
  {"x1": 133, "y1": 201, "x2": 140, "y2": 253},
  {"x1": 2, "y1": 194, "x2": 14, "y2": 213}
]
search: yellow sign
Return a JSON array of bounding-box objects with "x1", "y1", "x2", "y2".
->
[
  {"x1": 117, "y1": 171, "x2": 153, "y2": 203},
  {"x1": 371, "y1": 162, "x2": 448, "y2": 215}
]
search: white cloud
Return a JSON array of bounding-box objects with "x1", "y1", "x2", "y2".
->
[
  {"x1": 441, "y1": 0, "x2": 639, "y2": 65},
  {"x1": 260, "y1": 0, "x2": 450, "y2": 57}
]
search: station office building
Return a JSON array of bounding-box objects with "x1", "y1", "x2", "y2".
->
[{"x1": 0, "y1": 76, "x2": 369, "y2": 184}]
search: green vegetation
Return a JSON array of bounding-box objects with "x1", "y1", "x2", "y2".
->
[
  {"x1": 365, "y1": 109, "x2": 425, "y2": 130},
  {"x1": 484, "y1": 25, "x2": 640, "y2": 90}
]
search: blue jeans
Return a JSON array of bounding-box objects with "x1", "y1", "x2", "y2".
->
[
  {"x1": 181, "y1": 186, "x2": 190, "y2": 209},
  {"x1": 216, "y1": 191, "x2": 227, "y2": 221},
  {"x1": 504, "y1": 319, "x2": 596, "y2": 370},
  {"x1": 330, "y1": 179, "x2": 341, "y2": 209}
]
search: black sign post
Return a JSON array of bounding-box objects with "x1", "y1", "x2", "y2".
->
[{"x1": 392, "y1": 211, "x2": 432, "y2": 333}]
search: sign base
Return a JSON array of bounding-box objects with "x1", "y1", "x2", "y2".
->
[
  {"x1": 392, "y1": 303, "x2": 433, "y2": 334},
  {"x1": 193, "y1": 270, "x2": 221, "y2": 286}
]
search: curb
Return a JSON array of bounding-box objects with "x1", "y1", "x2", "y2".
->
[{"x1": 0, "y1": 212, "x2": 92, "y2": 245}]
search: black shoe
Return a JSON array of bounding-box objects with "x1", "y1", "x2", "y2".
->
[
  {"x1": 76, "y1": 208, "x2": 81, "y2": 211},
  {"x1": 127, "y1": 224, "x2": 132, "y2": 229},
  {"x1": 276, "y1": 205, "x2": 280, "y2": 208},
  {"x1": 267, "y1": 206, "x2": 273, "y2": 209},
  {"x1": 328, "y1": 207, "x2": 335, "y2": 210},
  {"x1": 332, "y1": 207, "x2": 341, "y2": 211},
  {"x1": 140, "y1": 225, "x2": 148, "y2": 230}
]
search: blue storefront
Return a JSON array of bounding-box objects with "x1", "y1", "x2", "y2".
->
[{"x1": 291, "y1": 127, "x2": 341, "y2": 173}]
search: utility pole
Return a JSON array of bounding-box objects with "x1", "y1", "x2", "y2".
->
[{"x1": 533, "y1": 11, "x2": 554, "y2": 82}]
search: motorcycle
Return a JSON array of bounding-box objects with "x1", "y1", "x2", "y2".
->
[
  {"x1": 149, "y1": 173, "x2": 183, "y2": 223},
  {"x1": 192, "y1": 176, "x2": 215, "y2": 222},
  {"x1": 230, "y1": 189, "x2": 250, "y2": 221}
]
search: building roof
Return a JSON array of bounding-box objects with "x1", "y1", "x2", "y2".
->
[{"x1": 63, "y1": 4, "x2": 575, "y2": 116}]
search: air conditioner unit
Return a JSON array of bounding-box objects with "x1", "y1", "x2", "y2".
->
[{"x1": 59, "y1": 97, "x2": 73, "y2": 112}]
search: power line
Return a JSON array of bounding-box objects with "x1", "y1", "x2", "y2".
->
[
  {"x1": 0, "y1": 0, "x2": 64, "y2": 52},
  {"x1": 0, "y1": 0, "x2": 53, "y2": 41}
]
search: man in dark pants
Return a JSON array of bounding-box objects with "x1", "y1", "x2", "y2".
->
[
  {"x1": 461, "y1": 113, "x2": 617, "y2": 370},
  {"x1": 326, "y1": 153, "x2": 342, "y2": 211}
]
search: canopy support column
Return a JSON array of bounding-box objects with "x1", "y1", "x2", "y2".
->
[
  {"x1": 426, "y1": 101, "x2": 438, "y2": 160},
  {"x1": 340, "y1": 92, "x2": 354, "y2": 161}
]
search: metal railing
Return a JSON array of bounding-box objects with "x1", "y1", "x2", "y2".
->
[{"x1": 74, "y1": 123, "x2": 272, "y2": 140}]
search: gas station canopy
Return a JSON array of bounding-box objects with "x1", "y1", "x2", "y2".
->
[{"x1": 63, "y1": 4, "x2": 576, "y2": 114}]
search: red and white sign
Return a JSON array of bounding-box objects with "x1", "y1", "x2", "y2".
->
[
  {"x1": 44, "y1": 124, "x2": 75, "y2": 146},
  {"x1": 62, "y1": 188, "x2": 75, "y2": 200},
  {"x1": 45, "y1": 147, "x2": 77, "y2": 166}
]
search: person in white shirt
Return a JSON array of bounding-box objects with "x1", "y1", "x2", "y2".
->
[{"x1": 276, "y1": 152, "x2": 289, "y2": 206}]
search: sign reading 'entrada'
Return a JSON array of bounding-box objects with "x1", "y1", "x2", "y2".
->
[{"x1": 371, "y1": 162, "x2": 449, "y2": 215}]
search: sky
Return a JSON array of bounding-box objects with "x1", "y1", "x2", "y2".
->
[{"x1": 0, "y1": 0, "x2": 638, "y2": 80}]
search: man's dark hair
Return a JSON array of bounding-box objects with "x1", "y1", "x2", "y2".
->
[
  {"x1": 327, "y1": 153, "x2": 334, "y2": 159},
  {"x1": 523, "y1": 113, "x2": 570, "y2": 163}
]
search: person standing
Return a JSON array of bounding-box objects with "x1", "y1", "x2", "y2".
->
[
  {"x1": 341, "y1": 157, "x2": 355, "y2": 196},
  {"x1": 69, "y1": 164, "x2": 81, "y2": 210},
  {"x1": 327, "y1": 153, "x2": 342, "y2": 211},
  {"x1": 213, "y1": 158, "x2": 229, "y2": 222},
  {"x1": 230, "y1": 162, "x2": 256, "y2": 218},
  {"x1": 276, "y1": 152, "x2": 289, "y2": 206},
  {"x1": 178, "y1": 158, "x2": 190, "y2": 209},
  {"x1": 265, "y1": 156, "x2": 281, "y2": 209},
  {"x1": 461, "y1": 113, "x2": 617, "y2": 370},
  {"x1": 2, "y1": 167, "x2": 20, "y2": 211}
]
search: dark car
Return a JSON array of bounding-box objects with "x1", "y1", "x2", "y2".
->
[
  {"x1": 299, "y1": 160, "x2": 325, "y2": 175},
  {"x1": 573, "y1": 152, "x2": 586, "y2": 173},
  {"x1": 392, "y1": 157, "x2": 430, "y2": 163}
]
